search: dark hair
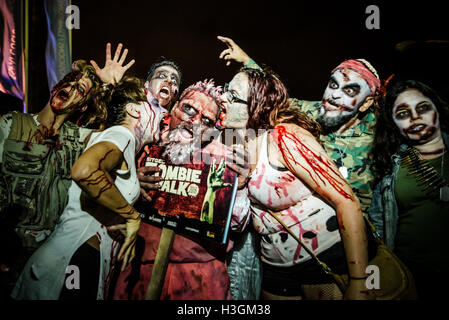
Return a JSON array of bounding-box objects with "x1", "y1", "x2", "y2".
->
[
  {"x1": 372, "y1": 79, "x2": 449, "y2": 182},
  {"x1": 96, "y1": 76, "x2": 147, "y2": 127},
  {"x1": 145, "y1": 57, "x2": 182, "y2": 88},
  {"x1": 240, "y1": 66, "x2": 321, "y2": 139}
]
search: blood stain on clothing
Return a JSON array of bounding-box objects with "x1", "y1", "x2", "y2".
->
[{"x1": 273, "y1": 126, "x2": 352, "y2": 200}]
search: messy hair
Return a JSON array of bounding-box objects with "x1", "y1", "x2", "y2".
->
[
  {"x1": 240, "y1": 66, "x2": 321, "y2": 140},
  {"x1": 96, "y1": 76, "x2": 147, "y2": 127},
  {"x1": 179, "y1": 79, "x2": 223, "y2": 112},
  {"x1": 373, "y1": 79, "x2": 449, "y2": 182},
  {"x1": 63, "y1": 60, "x2": 106, "y2": 129}
]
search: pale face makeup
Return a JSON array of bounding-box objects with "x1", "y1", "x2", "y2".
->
[
  {"x1": 318, "y1": 69, "x2": 371, "y2": 130},
  {"x1": 392, "y1": 88, "x2": 440, "y2": 144},
  {"x1": 218, "y1": 72, "x2": 249, "y2": 129},
  {"x1": 145, "y1": 65, "x2": 180, "y2": 108}
]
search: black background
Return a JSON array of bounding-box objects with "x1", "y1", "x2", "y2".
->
[{"x1": 1, "y1": 0, "x2": 448, "y2": 113}]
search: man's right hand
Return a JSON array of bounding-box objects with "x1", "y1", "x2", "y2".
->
[
  {"x1": 137, "y1": 166, "x2": 162, "y2": 201},
  {"x1": 217, "y1": 36, "x2": 251, "y2": 67}
]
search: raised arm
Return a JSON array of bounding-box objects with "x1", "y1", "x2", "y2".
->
[
  {"x1": 90, "y1": 43, "x2": 136, "y2": 84},
  {"x1": 71, "y1": 141, "x2": 140, "y2": 271},
  {"x1": 217, "y1": 36, "x2": 252, "y2": 67},
  {"x1": 271, "y1": 123, "x2": 373, "y2": 300}
]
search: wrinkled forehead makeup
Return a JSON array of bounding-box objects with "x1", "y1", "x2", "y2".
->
[{"x1": 180, "y1": 90, "x2": 218, "y2": 110}]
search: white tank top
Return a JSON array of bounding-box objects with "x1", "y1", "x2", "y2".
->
[{"x1": 248, "y1": 132, "x2": 342, "y2": 267}]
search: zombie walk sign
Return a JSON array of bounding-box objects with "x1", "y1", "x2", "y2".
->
[{"x1": 137, "y1": 144, "x2": 239, "y2": 299}]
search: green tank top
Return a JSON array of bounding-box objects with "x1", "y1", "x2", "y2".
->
[{"x1": 394, "y1": 151, "x2": 449, "y2": 270}]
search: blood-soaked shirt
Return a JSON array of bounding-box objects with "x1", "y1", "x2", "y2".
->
[{"x1": 248, "y1": 132, "x2": 342, "y2": 267}]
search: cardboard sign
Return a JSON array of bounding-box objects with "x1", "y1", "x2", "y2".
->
[{"x1": 137, "y1": 144, "x2": 238, "y2": 244}]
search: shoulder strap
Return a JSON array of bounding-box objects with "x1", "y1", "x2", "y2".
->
[
  {"x1": 8, "y1": 112, "x2": 38, "y2": 141},
  {"x1": 260, "y1": 131, "x2": 269, "y2": 163},
  {"x1": 265, "y1": 208, "x2": 334, "y2": 275},
  {"x1": 266, "y1": 208, "x2": 350, "y2": 292}
]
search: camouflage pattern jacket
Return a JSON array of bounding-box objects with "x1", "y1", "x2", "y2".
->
[
  {"x1": 0, "y1": 112, "x2": 88, "y2": 249},
  {"x1": 292, "y1": 99, "x2": 377, "y2": 215}
]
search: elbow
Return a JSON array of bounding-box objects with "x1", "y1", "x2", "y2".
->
[
  {"x1": 336, "y1": 197, "x2": 362, "y2": 216},
  {"x1": 71, "y1": 161, "x2": 96, "y2": 185}
]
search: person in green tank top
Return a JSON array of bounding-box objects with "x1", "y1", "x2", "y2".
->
[{"x1": 370, "y1": 79, "x2": 449, "y2": 300}]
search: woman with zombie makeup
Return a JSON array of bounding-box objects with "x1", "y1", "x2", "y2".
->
[
  {"x1": 370, "y1": 79, "x2": 449, "y2": 300},
  {"x1": 12, "y1": 76, "x2": 165, "y2": 300},
  {"x1": 222, "y1": 67, "x2": 372, "y2": 300}
]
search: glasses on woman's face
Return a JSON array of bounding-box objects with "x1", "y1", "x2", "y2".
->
[{"x1": 224, "y1": 82, "x2": 248, "y2": 105}]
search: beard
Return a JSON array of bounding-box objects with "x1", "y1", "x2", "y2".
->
[
  {"x1": 161, "y1": 124, "x2": 201, "y2": 165},
  {"x1": 316, "y1": 106, "x2": 358, "y2": 134}
]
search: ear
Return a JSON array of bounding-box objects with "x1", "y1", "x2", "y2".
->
[
  {"x1": 126, "y1": 103, "x2": 140, "y2": 119},
  {"x1": 359, "y1": 96, "x2": 374, "y2": 113}
]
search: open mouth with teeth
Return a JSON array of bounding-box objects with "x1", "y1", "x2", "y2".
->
[
  {"x1": 323, "y1": 99, "x2": 352, "y2": 113},
  {"x1": 56, "y1": 87, "x2": 71, "y2": 102},
  {"x1": 159, "y1": 86, "x2": 171, "y2": 100},
  {"x1": 405, "y1": 124, "x2": 427, "y2": 134}
]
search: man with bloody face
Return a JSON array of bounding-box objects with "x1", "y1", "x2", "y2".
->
[
  {"x1": 113, "y1": 79, "x2": 250, "y2": 300},
  {"x1": 217, "y1": 36, "x2": 382, "y2": 215}
]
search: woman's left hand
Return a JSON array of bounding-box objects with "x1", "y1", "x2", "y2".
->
[{"x1": 344, "y1": 279, "x2": 376, "y2": 300}]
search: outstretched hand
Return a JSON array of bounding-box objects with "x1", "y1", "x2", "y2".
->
[
  {"x1": 90, "y1": 43, "x2": 135, "y2": 84},
  {"x1": 217, "y1": 36, "x2": 251, "y2": 66}
]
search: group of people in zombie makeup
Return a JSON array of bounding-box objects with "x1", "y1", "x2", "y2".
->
[{"x1": 0, "y1": 36, "x2": 447, "y2": 301}]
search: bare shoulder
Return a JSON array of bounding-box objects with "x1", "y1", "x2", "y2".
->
[{"x1": 271, "y1": 123, "x2": 318, "y2": 144}]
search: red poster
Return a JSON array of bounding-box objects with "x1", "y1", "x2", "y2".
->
[{"x1": 138, "y1": 144, "x2": 238, "y2": 244}]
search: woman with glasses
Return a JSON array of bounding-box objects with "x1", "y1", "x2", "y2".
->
[{"x1": 221, "y1": 67, "x2": 372, "y2": 300}]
